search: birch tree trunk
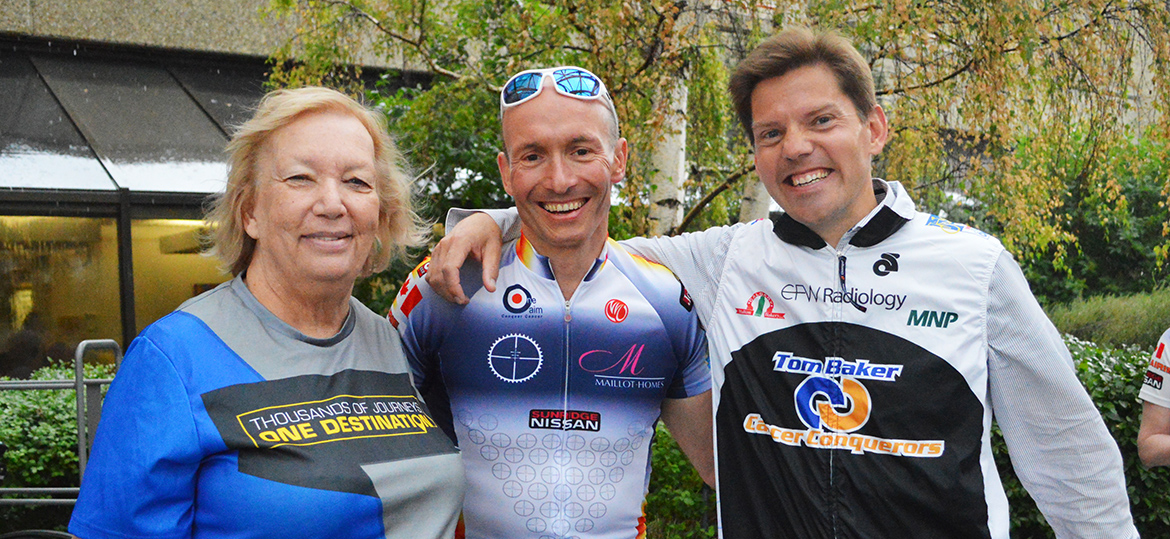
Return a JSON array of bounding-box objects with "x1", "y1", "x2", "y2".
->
[
  {"x1": 738, "y1": 176, "x2": 771, "y2": 222},
  {"x1": 647, "y1": 81, "x2": 689, "y2": 236}
]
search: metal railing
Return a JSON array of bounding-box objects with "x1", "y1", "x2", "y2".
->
[{"x1": 0, "y1": 339, "x2": 122, "y2": 506}]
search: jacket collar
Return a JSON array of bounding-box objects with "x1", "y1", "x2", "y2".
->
[{"x1": 771, "y1": 179, "x2": 914, "y2": 249}]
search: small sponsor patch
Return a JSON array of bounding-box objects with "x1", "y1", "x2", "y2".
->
[{"x1": 528, "y1": 409, "x2": 601, "y2": 431}]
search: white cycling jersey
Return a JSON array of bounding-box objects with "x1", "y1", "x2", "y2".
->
[{"x1": 1140, "y1": 328, "x2": 1170, "y2": 407}]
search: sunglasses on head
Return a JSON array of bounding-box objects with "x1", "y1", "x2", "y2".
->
[{"x1": 500, "y1": 66, "x2": 610, "y2": 109}]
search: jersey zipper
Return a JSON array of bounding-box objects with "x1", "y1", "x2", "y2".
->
[
  {"x1": 563, "y1": 299, "x2": 573, "y2": 414},
  {"x1": 561, "y1": 297, "x2": 572, "y2": 520}
]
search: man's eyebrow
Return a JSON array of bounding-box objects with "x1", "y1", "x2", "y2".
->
[
  {"x1": 752, "y1": 103, "x2": 850, "y2": 131},
  {"x1": 751, "y1": 119, "x2": 780, "y2": 131},
  {"x1": 806, "y1": 102, "x2": 846, "y2": 119},
  {"x1": 569, "y1": 135, "x2": 604, "y2": 146},
  {"x1": 512, "y1": 141, "x2": 545, "y2": 156}
]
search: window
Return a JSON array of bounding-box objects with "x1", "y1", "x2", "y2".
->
[
  {"x1": 0, "y1": 216, "x2": 120, "y2": 378},
  {"x1": 131, "y1": 219, "x2": 230, "y2": 336}
]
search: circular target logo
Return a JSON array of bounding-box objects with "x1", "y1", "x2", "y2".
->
[
  {"x1": 504, "y1": 284, "x2": 533, "y2": 313},
  {"x1": 604, "y1": 299, "x2": 628, "y2": 323},
  {"x1": 488, "y1": 333, "x2": 543, "y2": 383}
]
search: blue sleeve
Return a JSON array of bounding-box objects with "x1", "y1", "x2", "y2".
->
[
  {"x1": 651, "y1": 276, "x2": 709, "y2": 400},
  {"x1": 69, "y1": 337, "x2": 204, "y2": 539},
  {"x1": 667, "y1": 313, "x2": 710, "y2": 399}
]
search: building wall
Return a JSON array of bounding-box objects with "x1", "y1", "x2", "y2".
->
[
  {"x1": 0, "y1": 0, "x2": 410, "y2": 68},
  {"x1": 0, "y1": 0, "x2": 291, "y2": 57}
]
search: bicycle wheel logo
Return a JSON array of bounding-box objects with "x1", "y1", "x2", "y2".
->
[{"x1": 489, "y1": 333, "x2": 544, "y2": 383}]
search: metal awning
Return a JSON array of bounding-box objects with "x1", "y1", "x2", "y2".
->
[
  {"x1": 0, "y1": 53, "x2": 113, "y2": 190},
  {"x1": 0, "y1": 48, "x2": 267, "y2": 195}
]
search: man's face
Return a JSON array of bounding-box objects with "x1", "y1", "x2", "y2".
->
[
  {"x1": 751, "y1": 64, "x2": 888, "y2": 244},
  {"x1": 497, "y1": 86, "x2": 627, "y2": 258}
]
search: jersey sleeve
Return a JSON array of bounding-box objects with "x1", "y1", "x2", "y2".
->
[
  {"x1": 69, "y1": 337, "x2": 204, "y2": 539},
  {"x1": 666, "y1": 314, "x2": 710, "y2": 400},
  {"x1": 647, "y1": 275, "x2": 709, "y2": 400},
  {"x1": 446, "y1": 207, "x2": 523, "y2": 244},
  {"x1": 388, "y1": 257, "x2": 461, "y2": 444},
  {"x1": 388, "y1": 258, "x2": 436, "y2": 390},
  {"x1": 618, "y1": 227, "x2": 739, "y2": 326},
  {"x1": 1139, "y1": 329, "x2": 1170, "y2": 407},
  {"x1": 986, "y1": 251, "x2": 1138, "y2": 539}
]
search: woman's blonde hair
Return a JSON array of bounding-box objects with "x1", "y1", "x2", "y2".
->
[{"x1": 206, "y1": 86, "x2": 428, "y2": 277}]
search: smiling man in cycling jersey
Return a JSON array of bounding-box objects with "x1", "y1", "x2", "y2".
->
[
  {"x1": 427, "y1": 29, "x2": 1137, "y2": 539},
  {"x1": 388, "y1": 66, "x2": 714, "y2": 539}
]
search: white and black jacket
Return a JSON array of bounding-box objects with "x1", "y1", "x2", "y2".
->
[{"x1": 456, "y1": 179, "x2": 1137, "y2": 539}]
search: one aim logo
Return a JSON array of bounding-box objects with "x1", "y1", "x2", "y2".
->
[
  {"x1": 605, "y1": 299, "x2": 628, "y2": 323},
  {"x1": 503, "y1": 284, "x2": 533, "y2": 314},
  {"x1": 873, "y1": 253, "x2": 900, "y2": 276},
  {"x1": 794, "y1": 376, "x2": 871, "y2": 433}
]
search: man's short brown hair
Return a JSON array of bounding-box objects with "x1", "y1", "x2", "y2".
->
[{"x1": 729, "y1": 27, "x2": 876, "y2": 144}]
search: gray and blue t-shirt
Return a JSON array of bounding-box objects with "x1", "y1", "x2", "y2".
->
[{"x1": 70, "y1": 275, "x2": 465, "y2": 539}]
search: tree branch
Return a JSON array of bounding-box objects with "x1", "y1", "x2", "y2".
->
[
  {"x1": 877, "y1": 2, "x2": 1134, "y2": 97},
  {"x1": 877, "y1": 57, "x2": 975, "y2": 96},
  {"x1": 320, "y1": 0, "x2": 470, "y2": 84},
  {"x1": 670, "y1": 164, "x2": 754, "y2": 235}
]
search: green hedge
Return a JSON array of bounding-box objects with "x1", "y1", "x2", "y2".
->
[
  {"x1": 0, "y1": 360, "x2": 115, "y2": 532},
  {"x1": 645, "y1": 423, "x2": 716, "y2": 538},
  {"x1": 1047, "y1": 287, "x2": 1170, "y2": 349},
  {"x1": 990, "y1": 335, "x2": 1170, "y2": 537},
  {"x1": 3, "y1": 341, "x2": 1167, "y2": 536}
]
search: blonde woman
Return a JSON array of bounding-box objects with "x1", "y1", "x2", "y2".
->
[{"x1": 70, "y1": 87, "x2": 464, "y2": 539}]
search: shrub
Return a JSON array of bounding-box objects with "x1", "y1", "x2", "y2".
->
[
  {"x1": 1009, "y1": 132, "x2": 1170, "y2": 305},
  {"x1": 1047, "y1": 288, "x2": 1170, "y2": 349},
  {"x1": 0, "y1": 360, "x2": 115, "y2": 532},
  {"x1": 993, "y1": 334, "x2": 1170, "y2": 538},
  {"x1": 645, "y1": 423, "x2": 716, "y2": 538}
]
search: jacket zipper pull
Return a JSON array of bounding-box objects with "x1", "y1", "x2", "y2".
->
[{"x1": 838, "y1": 253, "x2": 866, "y2": 313}]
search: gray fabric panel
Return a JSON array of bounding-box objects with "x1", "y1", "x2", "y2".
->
[
  {"x1": 179, "y1": 275, "x2": 408, "y2": 380},
  {"x1": 363, "y1": 453, "x2": 465, "y2": 539}
]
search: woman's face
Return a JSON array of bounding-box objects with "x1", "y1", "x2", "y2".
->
[{"x1": 244, "y1": 109, "x2": 381, "y2": 288}]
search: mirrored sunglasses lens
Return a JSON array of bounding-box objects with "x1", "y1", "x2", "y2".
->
[
  {"x1": 503, "y1": 72, "x2": 544, "y2": 104},
  {"x1": 552, "y1": 68, "x2": 602, "y2": 97}
]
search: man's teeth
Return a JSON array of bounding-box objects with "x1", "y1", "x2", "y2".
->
[
  {"x1": 544, "y1": 200, "x2": 585, "y2": 213},
  {"x1": 792, "y1": 170, "x2": 829, "y2": 187}
]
